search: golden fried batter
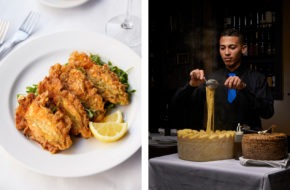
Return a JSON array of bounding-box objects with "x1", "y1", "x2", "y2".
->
[
  {"x1": 15, "y1": 51, "x2": 132, "y2": 153},
  {"x1": 38, "y1": 76, "x2": 92, "y2": 138},
  {"x1": 49, "y1": 64, "x2": 105, "y2": 121},
  {"x1": 68, "y1": 51, "x2": 129, "y2": 105},
  {"x1": 15, "y1": 93, "x2": 72, "y2": 154}
]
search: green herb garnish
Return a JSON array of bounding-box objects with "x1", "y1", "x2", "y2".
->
[
  {"x1": 104, "y1": 102, "x2": 116, "y2": 112},
  {"x1": 89, "y1": 54, "x2": 136, "y2": 95},
  {"x1": 85, "y1": 108, "x2": 96, "y2": 119},
  {"x1": 26, "y1": 84, "x2": 38, "y2": 96},
  {"x1": 90, "y1": 54, "x2": 106, "y2": 66}
]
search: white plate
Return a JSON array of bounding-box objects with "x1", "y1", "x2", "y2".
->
[
  {"x1": 0, "y1": 30, "x2": 141, "y2": 177},
  {"x1": 38, "y1": 0, "x2": 89, "y2": 8}
]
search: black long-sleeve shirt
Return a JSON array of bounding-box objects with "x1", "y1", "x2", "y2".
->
[{"x1": 170, "y1": 65, "x2": 274, "y2": 131}]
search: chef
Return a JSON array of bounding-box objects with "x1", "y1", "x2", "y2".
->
[{"x1": 170, "y1": 28, "x2": 274, "y2": 131}]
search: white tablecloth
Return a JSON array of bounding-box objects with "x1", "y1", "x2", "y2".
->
[
  {"x1": 0, "y1": 0, "x2": 142, "y2": 189},
  {"x1": 149, "y1": 154, "x2": 290, "y2": 190}
]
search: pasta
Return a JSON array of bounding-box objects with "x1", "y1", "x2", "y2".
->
[{"x1": 206, "y1": 86, "x2": 215, "y2": 132}]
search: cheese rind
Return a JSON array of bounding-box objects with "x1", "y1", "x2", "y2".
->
[{"x1": 242, "y1": 133, "x2": 288, "y2": 160}]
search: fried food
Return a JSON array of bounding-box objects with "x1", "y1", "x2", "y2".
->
[
  {"x1": 15, "y1": 51, "x2": 133, "y2": 153},
  {"x1": 15, "y1": 92, "x2": 73, "y2": 154},
  {"x1": 38, "y1": 76, "x2": 92, "y2": 138},
  {"x1": 68, "y1": 51, "x2": 129, "y2": 105},
  {"x1": 49, "y1": 64, "x2": 105, "y2": 122}
]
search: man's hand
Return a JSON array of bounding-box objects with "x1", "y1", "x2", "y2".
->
[
  {"x1": 189, "y1": 69, "x2": 206, "y2": 87},
  {"x1": 224, "y1": 76, "x2": 246, "y2": 90}
]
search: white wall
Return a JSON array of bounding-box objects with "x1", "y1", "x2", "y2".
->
[{"x1": 262, "y1": 0, "x2": 290, "y2": 135}]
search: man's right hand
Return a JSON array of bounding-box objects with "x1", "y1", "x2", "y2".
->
[{"x1": 189, "y1": 69, "x2": 206, "y2": 87}]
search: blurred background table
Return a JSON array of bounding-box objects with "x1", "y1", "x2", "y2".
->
[
  {"x1": 149, "y1": 133, "x2": 177, "y2": 159},
  {"x1": 0, "y1": 0, "x2": 141, "y2": 189}
]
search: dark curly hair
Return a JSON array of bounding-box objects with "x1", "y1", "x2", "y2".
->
[{"x1": 219, "y1": 28, "x2": 245, "y2": 45}]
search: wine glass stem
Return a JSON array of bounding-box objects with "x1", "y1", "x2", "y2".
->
[{"x1": 121, "y1": 0, "x2": 134, "y2": 29}]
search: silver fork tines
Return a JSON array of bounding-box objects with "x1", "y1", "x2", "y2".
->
[
  {"x1": 19, "y1": 11, "x2": 40, "y2": 35},
  {"x1": 0, "y1": 11, "x2": 40, "y2": 60},
  {"x1": 0, "y1": 19, "x2": 9, "y2": 45}
]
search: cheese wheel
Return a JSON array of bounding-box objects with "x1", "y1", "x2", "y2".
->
[
  {"x1": 177, "y1": 129, "x2": 235, "y2": 161},
  {"x1": 242, "y1": 133, "x2": 288, "y2": 160}
]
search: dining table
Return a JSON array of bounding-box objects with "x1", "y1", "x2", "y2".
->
[
  {"x1": 149, "y1": 133, "x2": 177, "y2": 159},
  {"x1": 149, "y1": 153, "x2": 290, "y2": 190},
  {"x1": 0, "y1": 0, "x2": 142, "y2": 189}
]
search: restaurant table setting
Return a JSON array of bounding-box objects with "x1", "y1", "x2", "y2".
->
[
  {"x1": 0, "y1": 0, "x2": 142, "y2": 189},
  {"x1": 149, "y1": 153, "x2": 290, "y2": 190},
  {"x1": 149, "y1": 132, "x2": 178, "y2": 159}
]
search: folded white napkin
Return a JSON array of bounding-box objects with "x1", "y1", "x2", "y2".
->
[{"x1": 239, "y1": 154, "x2": 290, "y2": 168}]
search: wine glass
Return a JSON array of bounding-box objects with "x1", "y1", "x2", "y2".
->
[{"x1": 105, "y1": 0, "x2": 141, "y2": 47}]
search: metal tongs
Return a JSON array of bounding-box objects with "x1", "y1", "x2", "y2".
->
[
  {"x1": 258, "y1": 125, "x2": 276, "y2": 134},
  {"x1": 242, "y1": 125, "x2": 276, "y2": 134},
  {"x1": 204, "y1": 77, "x2": 219, "y2": 89}
]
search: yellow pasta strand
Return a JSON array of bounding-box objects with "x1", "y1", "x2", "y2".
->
[{"x1": 206, "y1": 87, "x2": 215, "y2": 133}]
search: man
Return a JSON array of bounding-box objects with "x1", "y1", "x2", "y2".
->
[{"x1": 170, "y1": 28, "x2": 274, "y2": 131}]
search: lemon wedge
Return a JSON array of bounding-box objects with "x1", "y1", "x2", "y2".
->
[
  {"x1": 89, "y1": 122, "x2": 128, "y2": 142},
  {"x1": 102, "y1": 110, "x2": 123, "y2": 123}
]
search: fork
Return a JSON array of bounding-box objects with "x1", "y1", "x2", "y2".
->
[
  {"x1": 0, "y1": 11, "x2": 40, "y2": 60},
  {"x1": 0, "y1": 19, "x2": 9, "y2": 45}
]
